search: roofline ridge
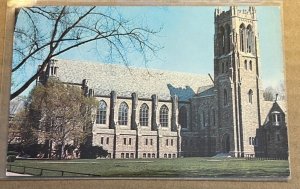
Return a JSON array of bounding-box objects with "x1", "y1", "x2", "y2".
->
[{"x1": 54, "y1": 58, "x2": 211, "y2": 78}]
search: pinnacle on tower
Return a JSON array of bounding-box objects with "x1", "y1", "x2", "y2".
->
[
  {"x1": 249, "y1": 6, "x2": 256, "y2": 13},
  {"x1": 230, "y1": 6, "x2": 238, "y2": 15},
  {"x1": 215, "y1": 7, "x2": 221, "y2": 17},
  {"x1": 249, "y1": 6, "x2": 257, "y2": 19}
]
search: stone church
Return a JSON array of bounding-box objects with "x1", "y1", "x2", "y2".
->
[{"x1": 38, "y1": 6, "x2": 288, "y2": 159}]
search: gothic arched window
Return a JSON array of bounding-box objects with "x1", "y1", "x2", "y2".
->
[
  {"x1": 198, "y1": 107, "x2": 202, "y2": 128},
  {"x1": 96, "y1": 100, "x2": 107, "y2": 124},
  {"x1": 224, "y1": 89, "x2": 228, "y2": 106},
  {"x1": 139, "y1": 103, "x2": 149, "y2": 126},
  {"x1": 212, "y1": 108, "x2": 216, "y2": 126},
  {"x1": 219, "y1": 26, "x2": 225, "y2": 55},
  {"x1": 118, "y1": 102, "x2": 129, "y2": 125},
  {"x1": 178, "y1": 106, "x2": 188, "y2": 128},
  {"x1": 225, "y1": 62, "x2": 229, "y2": 72},
  {"x1": 248, "y1": 89, "x2": 253, "y2": 104},
  {"x1": 208, "y1": 110, "x2": 211, "y2": 126},
  {"x1": 222, "y1": 62, "x2": 225, "y2": 73},
  {"x1": 240, "y1": 24, "x2": 246, "y2": 52},
  {"x1": 160, "y1": 105, "x2": 169, "y2": 127},
  {"x1": 202, "y1": 111, "x2": 206, "y2": 127},
  {"x1": 246, "y1": 25, "x2": 253, "y2": 53},
  {"x1": 225, "y1": 24, "x2": 231, "y2": 53},
  {"x1": 244, "y1": 60, "x2": 247, "y2": 70},
  {"x1": 249, "y1": 60, "x2": 253, "y2": 71}
]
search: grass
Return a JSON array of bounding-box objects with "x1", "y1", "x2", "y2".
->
[{"x1": 7, "y1": 157, "x2": 290, "y2": 178}]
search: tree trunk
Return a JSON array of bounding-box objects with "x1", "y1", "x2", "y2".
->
[
  {"x1": 61, "y1": 142, "x2": 65, "y2": 160},
  {"x1": 49, "y1": 140, "x2": 53, "y2": 159}
]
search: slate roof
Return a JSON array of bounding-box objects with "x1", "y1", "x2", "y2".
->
[
  {"x1": 54, "y1": 59, "x2": 213, "y2": 101},
  {"x1": 276, "y1": 101, "x2": 287, "y2": 114},
  {"x1": 260, "y1": 101, "x2": 274, "y2": 124},
  {"x1": 197, "y1": 85, "x2": 215, "y2": 97},
  {"x1": 260, "y1": 100, "x2": 287, "y2": 125},
  {"x1": 9, "y1": 97, "x2": 26, "y2": 117}
]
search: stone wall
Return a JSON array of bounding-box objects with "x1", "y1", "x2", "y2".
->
[
  {"x1": 91, "y1": 93, "x2": 181, "y2": 158},
  {"x1": 181, "y1": 88, "x2": 218, "y2": 156},
  {"x1": 255, "y1": 102, "x2": 288, "y2": 158}
]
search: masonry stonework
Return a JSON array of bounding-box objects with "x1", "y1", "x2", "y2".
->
[{"x1": 38, "y1": 6, "x2": 288, "y2": 159}]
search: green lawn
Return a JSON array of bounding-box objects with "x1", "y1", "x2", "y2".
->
[{"x1": 7, "y1": 157, "x2": 290, "y2": 178}]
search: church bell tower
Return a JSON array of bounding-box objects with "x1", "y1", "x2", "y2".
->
[{"x1": 214, "y1": 6, "x2": 262, "y2": 157}]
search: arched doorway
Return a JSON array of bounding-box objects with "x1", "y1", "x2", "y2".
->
[{"x1": 222, "y1": 134, "x2": 230, "y2": 153}]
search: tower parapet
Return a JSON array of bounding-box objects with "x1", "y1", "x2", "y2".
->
[
  {"x1": 36, "y1": 59, "x2": 59, "y2": 85},
  {"x1": 215, "y1": 6, "x2": 256, "y2": 23},
  {"x1": 236, "y1": 6, "x2": 256, "y2": 19}
]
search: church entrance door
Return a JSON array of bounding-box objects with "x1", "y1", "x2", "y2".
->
[{"x1": 222, "y1": 134, "x2": 230, "y2": 153}]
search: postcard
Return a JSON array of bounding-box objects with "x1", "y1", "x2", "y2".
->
[{"x1": 5, "y1": 4, "x2": 289, "y2": 180}]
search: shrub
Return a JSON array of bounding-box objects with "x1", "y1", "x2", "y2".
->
[
  {"x1": 7, "y1": 151, "x2": 18, "y2": 156},
  {"x1": 65, "y1": 144, "x2": 76, "y2": 154},
  {"x1": 7, "y1": 143, "x2": 46, "y2": 158},
  {"x1": 22, "y1": 144, "x2": 45, "y2": 158},
  {"x1": 79, "y1": 145, "x2": 108, "y2": 159},
  {"x1": 7, "y1": 155, "x2": 16, "y2": 162}
]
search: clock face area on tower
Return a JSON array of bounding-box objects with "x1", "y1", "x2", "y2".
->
[{"x1": 6, "y1": 5, "x2": 288, "y2": 179}]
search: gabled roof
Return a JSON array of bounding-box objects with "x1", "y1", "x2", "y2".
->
[
  {"x1": 276, "y1": 101, "x2": 287, "y2": 114},
  {"x1": 260, "y1": 100, "x2": 287, "y2": 125},
  {"x1": 197, "y1": 85, "x2": 215, "y2": 97},
  {"x1": 54, "y1": 59, "x2": 213, "y2": 101},
  {"x1": 260, "y1": 101, "x2": 274, "y2": 124}
]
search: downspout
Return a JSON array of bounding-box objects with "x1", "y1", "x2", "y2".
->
[{"x1": 255, "y1": 37, "x2": 262, "y2": 127}]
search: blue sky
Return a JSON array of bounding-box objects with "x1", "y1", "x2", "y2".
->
[
  {"x1": 14, "y1": 6, "x2": 284, "y2": 96},
  {"x1": 59, "y1": 6, "x2": 284, "y2": 88}
]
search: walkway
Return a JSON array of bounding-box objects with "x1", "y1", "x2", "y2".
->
[{"x1": 6, "y1": 171, "x2": 32, "y2": 176}]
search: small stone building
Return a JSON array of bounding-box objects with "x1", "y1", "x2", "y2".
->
[
  {"x1": 37, "y1": 6, "x2": 288, "y2": 159},
  {"x1": 255, "y1": 100, "x2": 288, "y2": 158}
]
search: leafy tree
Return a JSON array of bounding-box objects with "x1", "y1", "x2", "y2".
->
[
  {"x1": 11, "y1": 6, "x2": 161, "y2": 100},
  {"x1": 24, "y1": 78, "x2": 98, "y2": 159},
  {"x1": 8, "y1": 109, "x2": 40, "y2": 148},
  {"x1": 8, "y1": 112, "x2": 23, "y2": 145}
]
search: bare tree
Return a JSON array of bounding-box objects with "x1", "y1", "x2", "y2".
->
[
  {"x1": 25, "y1": 79, "x2": 98, "y2": 159},
  {"x1": 11, "y1": 6, "x2": 161, "y2": 100},
  {"x1": 276, "y1": 81, "x2": 286, "y2": 101},
  {"x1": 263, "y1": 81, "x2": 286, "y2": 101},
  {"x1": 263, "y1": 86, "x2": 277, "y2": 101}
]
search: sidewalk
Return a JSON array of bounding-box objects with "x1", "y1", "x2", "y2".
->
[{"x1": 6, "y1": 171, "x2": 32, "y2": 176}]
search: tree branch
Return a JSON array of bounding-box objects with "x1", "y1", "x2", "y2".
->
[
  {"x1": 11, "y1": 6, "x2": 161, "y2": 100},
  {"x1": 11, "y1": 56, "x2": 52, "y2": 100}
]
